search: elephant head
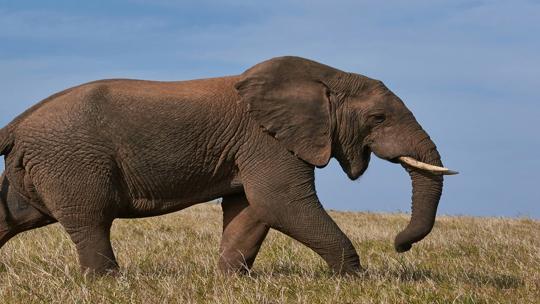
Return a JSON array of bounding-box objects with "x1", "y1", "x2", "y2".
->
[{"x1": 236, "y1": 56, "x2": 457, "y2": 252}]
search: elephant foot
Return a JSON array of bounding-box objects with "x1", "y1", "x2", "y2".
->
[
  {"x1": 82, "y1": 264, "x2": 121, "y2": 279},
  {"x1": 218, "y1": 255, "x2": 252, "y2": 275}
]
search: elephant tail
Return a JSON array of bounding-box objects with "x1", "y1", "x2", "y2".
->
[{"x1": 0, "y1": 126, "x2": 14, "y2": 156}]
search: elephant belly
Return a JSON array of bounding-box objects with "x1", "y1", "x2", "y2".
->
[
  {"x1": 117, "y1": 174, "x2": 243, "y2": 218},
  {"x1": 112, "y1": 117, "x2": 244, "y2": 218}
]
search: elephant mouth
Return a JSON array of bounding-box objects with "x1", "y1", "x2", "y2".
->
[{"x1": 342, "y1": 146, "x2": 372, "y2": 180}]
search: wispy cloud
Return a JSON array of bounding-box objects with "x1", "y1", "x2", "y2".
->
[{"x1": 0, "y1": 9, "x2": 167, "y2": 40}]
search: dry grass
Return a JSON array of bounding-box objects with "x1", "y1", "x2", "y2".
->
[{"x1": 0, "y1": 204, "x2": 538, "y2": 303}]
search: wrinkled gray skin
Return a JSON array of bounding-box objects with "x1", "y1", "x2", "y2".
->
[{"x1": 0, "y1": 57, "x2": 444, "y2": 275}]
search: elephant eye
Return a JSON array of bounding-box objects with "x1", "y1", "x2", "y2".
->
[{"x1": 370, "y1": 113, "x2": 386, "y2": 124}]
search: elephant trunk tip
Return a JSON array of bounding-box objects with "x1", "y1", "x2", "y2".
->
[
  {"x1": 394, "y1": 241, "x2": 412, "y2": 253},
  {"x1": 393, "y1": 224, "x2": 434, "y2": 253},
  {"x1": 394, "y1": 232, "x2": 413, "y2": 253}
]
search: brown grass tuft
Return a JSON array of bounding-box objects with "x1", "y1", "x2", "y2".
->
[{"x1": 1, "y1": 204, "x2": 538, "y2": 303}]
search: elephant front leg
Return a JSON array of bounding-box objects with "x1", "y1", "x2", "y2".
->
[
  {"x1": 240, "y1": 160, "x2": 362, "y2": 275},
  {"x1": 258, "y1": 198, "x2": 362, "y2": 275},
  {"x1": 219, "y1": 193, "x2": 270, "y2": 274}
]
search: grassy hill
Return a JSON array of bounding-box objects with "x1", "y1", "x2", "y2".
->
[{"x1": 0, "y1": 204, "x2": 538, "y2": 303}]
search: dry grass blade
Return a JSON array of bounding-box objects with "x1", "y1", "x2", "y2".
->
[{"x1": 0, "y1": 204, "x2": 538, "y2": 303}]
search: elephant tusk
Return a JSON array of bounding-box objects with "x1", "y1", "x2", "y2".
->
[{"x1": 398, "y1": 156, "x2": 459, "y2": 175}]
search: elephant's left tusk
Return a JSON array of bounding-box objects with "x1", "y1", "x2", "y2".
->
[{"x1": 398, "y1": 156, "x2": 459, "y2": 175}]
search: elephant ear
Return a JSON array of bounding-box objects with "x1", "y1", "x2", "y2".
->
[{"x1": 236, "y1": 56, "x2": 339, "y2": 167}]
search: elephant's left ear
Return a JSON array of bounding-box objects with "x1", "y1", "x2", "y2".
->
[{"x1": 235, "y1": 56, "x2": 337, "y2": 167}]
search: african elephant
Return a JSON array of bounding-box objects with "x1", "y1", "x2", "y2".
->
[{"x1": 0, "y1": 56, "x2": 456, "y2": 276}]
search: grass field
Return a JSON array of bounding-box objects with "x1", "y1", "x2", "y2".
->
[{"x1": 0, "y1": 204, "x2": 538, "y2": 303}]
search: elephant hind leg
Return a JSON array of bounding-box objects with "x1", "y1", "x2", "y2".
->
[
  {"x1": 62, "y1": 220, "x2": 118, "y2": 276},
  {"x1": 35, "y1": 169, "x2": 122, "y2": 276},
  {"x1": 219, "y1": 193, "x2": 269, "y2": 274},
  {"x1": 54, "y1": 196, "x2": 119, "y2": 275},
  {"x1": 0, "y1": 208, "x2": 56, "y2": 249}
]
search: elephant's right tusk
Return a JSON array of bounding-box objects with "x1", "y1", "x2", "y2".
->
[{"x1": 398, "y1": 156, "x2": 459, "y2": 175}]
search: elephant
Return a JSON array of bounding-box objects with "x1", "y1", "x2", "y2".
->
[{"x1": 0, "y1": 56, "x2": 457, "y2": 276}]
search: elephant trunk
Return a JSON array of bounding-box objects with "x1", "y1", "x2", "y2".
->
[{"x1": 394, "y1": 130, "x2": 443, "y2": 252}]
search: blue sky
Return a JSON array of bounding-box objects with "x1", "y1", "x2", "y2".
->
[{"x1": 0, "y1": 0, "x2": 539, "y2": 218}]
